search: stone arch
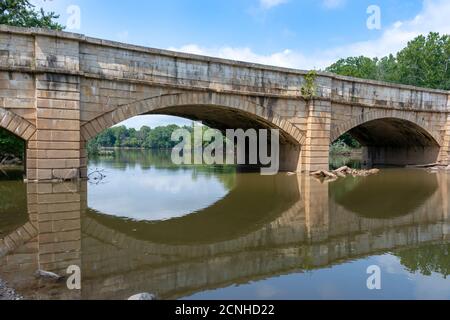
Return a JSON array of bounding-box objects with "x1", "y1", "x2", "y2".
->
[
  {"x1": 0, "y1": 108, "x2": 36, "y2": 141},
  {"x1": 330, "y1": 109, "x2": 442, "y2": 146},
  {"x1": 80, "y1": 92, "x2": 306, "y2": 145}
]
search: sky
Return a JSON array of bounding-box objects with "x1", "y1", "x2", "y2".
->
[{"x1": 31, "y1": 0, "x2": 450, "y2": 129}]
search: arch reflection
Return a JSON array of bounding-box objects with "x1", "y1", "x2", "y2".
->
[
  {"x1": 0, "y1": 170, "x2": 448, "y2": 299},
  {"x1": 330, "y1": 169, "x2": 439, "y2": 219}
]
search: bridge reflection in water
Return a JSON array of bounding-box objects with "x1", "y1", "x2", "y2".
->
[{"x1": 0, "y1": 170, "x2": 449, "y2": 299}]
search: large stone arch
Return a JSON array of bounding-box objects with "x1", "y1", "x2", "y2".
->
[
  {"x1": 331, "y1": 109, "x2": 443, "y2": 166},
  {"x1": 80, "y1": 92, "x2": 306, "y2": 145},
  {"x1": 330, "y1": 109, "x2": 442, "y2": 146},
  {"x1": 0, "y1": 108, "x2": 36, "y2": 141}
]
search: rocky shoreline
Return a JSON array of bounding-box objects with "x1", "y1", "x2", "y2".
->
[
  {"x1": 0, "y1": 154, "x2": 22, "y2": 166},
  {"x1": 311, "y1": 166, "x2": 380, "y2": 181},
  {"x1": 0, "y1": 279, "x2": 23, "y2": 300}
]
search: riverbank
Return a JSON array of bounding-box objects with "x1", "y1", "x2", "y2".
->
[
  {"x1": 0, "y1": 155, "x2": 22, "y2": 166},
  {"x1": 329, "y1": 148, "x2": 362, "y2": 157},
  {"x1": 0, "y1": 279, "x2": 22, "y2": 300}
]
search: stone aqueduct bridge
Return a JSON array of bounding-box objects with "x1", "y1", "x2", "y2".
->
[{"x1": 1, "y1": 25, "x2": 450, "y2": 180}]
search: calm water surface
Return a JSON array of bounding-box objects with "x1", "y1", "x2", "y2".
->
[{"x1": 0, "y1": 149, "x2": 449, "y2": 300}]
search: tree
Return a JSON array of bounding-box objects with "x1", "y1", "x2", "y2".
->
[
  {"x1": 0, "y1": 0, "x2": 64, "y2": 30},
  {"x1": 1, "y1": 0, "x2": 64, "y2": 161},
  {"x1": 326, "y1": 56, "x2": 379, "y2": 80},
  {"x1": 396, "y1": 32, "x2": 450, "y2": 90},
  {"x1": 0, "y1": 128, "x2": 25, "y2": 160},
  {"x1": 326, "y1": 32, "x2": 450, "y2": 90},
  {"x1": 376, "y1": 54, "x2": 398, "y2": 83}
]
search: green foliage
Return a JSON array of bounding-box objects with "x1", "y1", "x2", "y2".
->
[
  {"x1": 327, "y1": 56, "x2": 379, "y2": 80},
  {"x1": 88, "y1": 123, "x2": 227, "y2": 155},
  {"x1": 326, "y1": 32, "x2": 450, "y2": 90},
  {"x1": 0, "y1": 128, "x2": 24, "y2": 160},
  {"x1": 301, "y1": 70, "x2": 317, "y2": 99},
  {"x1": 88, "y1": 124, "x2": 198, "y2": 155},
  {"x1": 396, "y1": 32, "x2": 450, "y2": 89},
  {"x1": 395, "y1": 243, "x2": 450, "y2": 278},
  {"x1": 336, "y1": 133, "x2": 360, "y2": 149},
  {"x1": 0, "y1": 0, "x2": 64, "y2": 30}
]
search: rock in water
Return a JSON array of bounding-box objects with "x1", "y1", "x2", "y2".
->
[
  {"x1": 335, "y1": 166, "x2": 351, "y2": 174},
  {"x1": 128, "y1": 293, "x2": 157, "y2": 300},
  {"x1": 35, "y1": 270, "x2": 63, "y2": 280}
]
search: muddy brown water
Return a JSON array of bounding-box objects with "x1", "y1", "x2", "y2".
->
[{"x1": 0, "y1": 150, "x2": 449, "y2": 300}]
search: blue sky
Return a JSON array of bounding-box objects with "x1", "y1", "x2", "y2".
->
[{"x1": 32, "y1": 0, "x2": 450, "y2": 128}]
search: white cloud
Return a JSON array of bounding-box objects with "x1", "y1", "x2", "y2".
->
[
  {"x1": 168, "y1": 44, "x2": 323, "y2": 69},
  {"x1": 330, "y1": 0, "x2": 450, "y2": 58},
  {"x1": 322, "y1": 0, "x2": 346, "y2": 9},
  {"x1": 259, "y1": 0, "x2": 288, "y2": 10},
  {"x1": 169, "y1": 0, "x2": 450, "y2": 70},
  {"x1": 118, "y1": 115, "x2": 192, "y2": 129},
  {"x1": 116, "y1": 30, "x2": 129, "y2": 42}
]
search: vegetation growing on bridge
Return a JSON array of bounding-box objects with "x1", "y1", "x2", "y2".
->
[{"x1": 300, "y1": 70, "x2": 318, "y2": 100}]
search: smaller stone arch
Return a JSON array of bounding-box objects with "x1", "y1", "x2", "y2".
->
[
  {"x1": 0, "y1": 108, "x2": 36, "y2": 141},
  {"x1": 81, "y1": 92, "x2": 306, "y2": 145},
  {"x1": 330, "y1": 109, "x2": 443, "y2": 146}
]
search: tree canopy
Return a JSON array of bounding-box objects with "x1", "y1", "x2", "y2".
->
[
  {"x1": 0, "y1": 0, "x2": 63, "y2": 30},
  {"x1": 326, "y1": 32, "x2": 450, "y2": 90}
]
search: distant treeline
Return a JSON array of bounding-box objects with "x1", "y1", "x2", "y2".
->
[{"x1": 87, "y1": 124, "x2": 205, "y2": 154}]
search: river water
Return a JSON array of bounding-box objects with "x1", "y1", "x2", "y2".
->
[{"x1": 0, "y1": 149, "x2": 449, "y2": 300}]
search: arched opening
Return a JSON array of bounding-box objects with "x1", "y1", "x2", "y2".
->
[
  {"x1": 329, "y1": 169, "x2": 438, "y2": 218},
  {"x1": 0, "y1": 127, "x2": 26, "y2": 179},
  {"x1": 87, "y1": 173, "x2": 300, "y2": 245},
  {"x1": 0, "y1": 127, "x2": 28, "y2": 240},
  {"x1": 84, "y1": 105, "x2": 302, "y2": 225},
  {"x1": 331, "y1": 117, "x2": 440, "y2": 167},
  {"x1": 83, "y1": 101, "x2": 304, "y2": 175}
]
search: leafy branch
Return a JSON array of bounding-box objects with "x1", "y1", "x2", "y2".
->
[{"x1": 300, "y1": 70, "x2": 317, "y2": 100}]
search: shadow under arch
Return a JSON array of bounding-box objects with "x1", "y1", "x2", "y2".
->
[
  {"x1": 0, "y1": 108, "x2": 37, "y2": 182},
  {"x1": 331, "y1": 117, "x2": 442, "y2": 166},
  {"x1": 329, "y1": 169, "x2": 439, "y2": 219},
  {"x1": 81, "y1": 92, "x2": 305, "y2": 145},
  {"x1": 86, "y1": 173, "x2": 301, "y2": 245},
  {"x1": 0, "y1": 178, "x2": 28, "y2": 239},
  {"x1": 331, "y1": 112, "x2": 442, "y2": 146}
]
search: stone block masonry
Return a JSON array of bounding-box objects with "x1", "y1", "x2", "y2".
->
[{"x1": 0, "y1": 25, "x2": 449, "y2": 180}]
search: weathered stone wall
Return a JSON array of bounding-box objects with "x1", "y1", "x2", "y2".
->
[{"x1": 1, "y1": 25, "x2": 450, "y2": 180}]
